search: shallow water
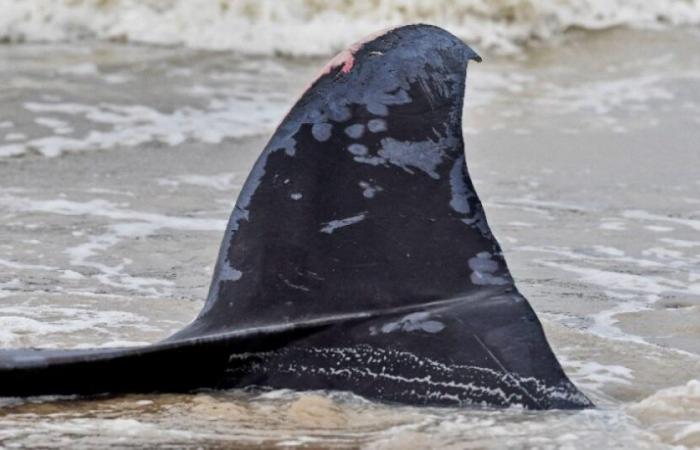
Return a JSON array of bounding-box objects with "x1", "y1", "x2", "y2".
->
[{"x1": 0, "y1": 28, "x2": 699, "y2": 448}]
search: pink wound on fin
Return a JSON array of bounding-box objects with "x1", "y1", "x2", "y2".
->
[
  {"x1": 289, "y1": 26, "x2": 399, "y2": 110},
  {"x1": 316, "y1": 26, "x2": 396, "y2": 79}
]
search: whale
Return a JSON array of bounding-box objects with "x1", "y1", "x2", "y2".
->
[{"x1": 0, "y1": 24, "x2": 592, "y2": 410}]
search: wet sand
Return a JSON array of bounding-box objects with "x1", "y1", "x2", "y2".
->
[{"x1": 1, "y1": 28, "x2": 700, "y2": 448}]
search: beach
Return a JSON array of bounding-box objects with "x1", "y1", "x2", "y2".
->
[{"x1": 0, "y1": 15, "x2": 700, "y2": 450}]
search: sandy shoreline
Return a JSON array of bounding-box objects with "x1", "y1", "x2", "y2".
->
[{"x1": 1, "y1": 27, "x2": 699, "y2": 448}]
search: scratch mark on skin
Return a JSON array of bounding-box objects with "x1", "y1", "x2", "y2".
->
[
  {"x1": 226, "y1": 345, "x2": 588, "y2": 408},
  {"x1": 320, "y1": 212, "x2": 367, "y2": 234},
  {"x1": 472, "y1": 334, "x2": 540, "y2": 405},
  {"x1": 278, "y1": 274, "x2": 310, "y2": 292}
]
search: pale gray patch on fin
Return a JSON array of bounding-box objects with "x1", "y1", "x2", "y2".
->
[
  {"x1": 377, "y1": 137, "x2": 446, "y2": 179},
  {"x1": 381, "y1": 312, "x2": 446, "y2": 334},
  {"x1": 320, "y1": 212, "x2": 367, "y2": 234},
  {"x1": 345, "y1": 124, "x2": 365, "y2": 139},
  {"x1": 328, "y1": 103, "x2": 351, "y2": 122},
  {"x1": 290, "y1": 193, "x2": 302, "y2": 200},
  {"x1": 367, "y1": 118, "x2": 387, "y2": 133},
  {"x1": 469, "y1": 252, "x2": 509, "y2": 286},
  {"x1": 207, "y1": 260, "x2": 242, "y2": 308},
  {"x1": 359, "y1": 181, "x2": 383, "y2": 198},
  {"x1": 311, "y1": 123, "x2": 332, "y2": 142},
  {"x1": 348, "y1": 143, "x2": 368, "y2": 156},
  {"x1": 354, "y1": 155, "x2": 385, "y2": 166},
  {"x1": 366, "y1": 102, "x2": 388, "y2": 116},
  {"x1": 449, "y1": 155, "x2": 472, "y2": 214},
  {"x1": 219, "y1": 263, "x2": 242, "y2": 283}
]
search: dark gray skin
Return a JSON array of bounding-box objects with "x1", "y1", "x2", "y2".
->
[{"x1": 0, "y1": 24, "x2": 592, "y2": 409}]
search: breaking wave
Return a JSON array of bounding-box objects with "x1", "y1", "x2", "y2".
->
[{"x1": 1, "y1": 0, "x2": 700, "y2": 55}]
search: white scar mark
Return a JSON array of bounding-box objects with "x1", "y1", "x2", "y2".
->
[{"x1": 320, "y1": 212, "x2": 367, "y2": 234}]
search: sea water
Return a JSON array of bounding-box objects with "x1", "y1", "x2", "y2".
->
[{"x1": 0, "y1": 3, "x2": 700, "y2": 448}]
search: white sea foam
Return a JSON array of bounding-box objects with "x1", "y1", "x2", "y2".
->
[
  {"x1": 542, "y1": 75, "x2": 676, "y2": 115},
  {"x1": 629, "y1": 379, "x2": 700, "y2": 447},
  {"x1": 0, "y1": 417, "x2": 196, "y2": 443},
  {"x1": 0, "y1": 193, "x2": 226, "y2": 295},
  {"x1": 0, "y1": 278, "x2": 22, "y2": 299},
  {"x1": 537, "y1": 260, "x2": 695, "y2": 297},
  {"x1": 624, "y1": 210, "x2": 700, "y2": 232},
  {"x1": 660, "y1": 238, "x2": 700, "y2": 248},
  {"x1": 644, "y1": 225, "x2": 674, "y2": 233},
  {"x1": 0, "y1": 99, "x2": 281, "y2": 158},
  {"x1": 586, "y1": 297, "x2": 653, "y2": 345},
  {"x1": 516, "y1": 245, "x2": 664, "y2": 270},
  {"x1": 158, "y1": 173, "x2": 243, "y2": 191},
  {"x1": 0, "y1": 17, "x2": 694, "y2": 160},
  {"x1": 34, "y1": 116, "x2": 73, "y2": 135},
  {"x1": 0, "y1": 303, "x2": 152, "y2": 347},
  {"x1": 523, "y1": 239, "x2": 700, "y2": 345},
  {"x1": 0, "y1": 195, "x2": 226, "y2": 231},
  {"x1": 557, "y1": 355, "x2": 634, "y2": 394},
  {"x1": 1, "y1": 0, "x2": 700, "y2": 56},
  {"x1": 537, "y1": 255, "x2": 700, "y2": 346},
  {"x1": 599, "y1": 220, "x2": 627, "y2": 231},
  {"x1": 493, "y1": 196, "x2": 593, "y2": 214}
]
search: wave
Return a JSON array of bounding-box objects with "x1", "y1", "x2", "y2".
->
[
  {"x1": 628, "y1": 379, "x2": 700, "y2": 447},
  {"x1": 1, "y1": 0, "x2": 699, "y2": 55}
]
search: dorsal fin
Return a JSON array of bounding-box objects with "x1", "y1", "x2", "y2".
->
[
  {"x1": 171, "y1": 24, "x2": 510, "y2": 337},
  {"x1": 165, "y1": 24, "x2": 591, "y2": 408}
]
